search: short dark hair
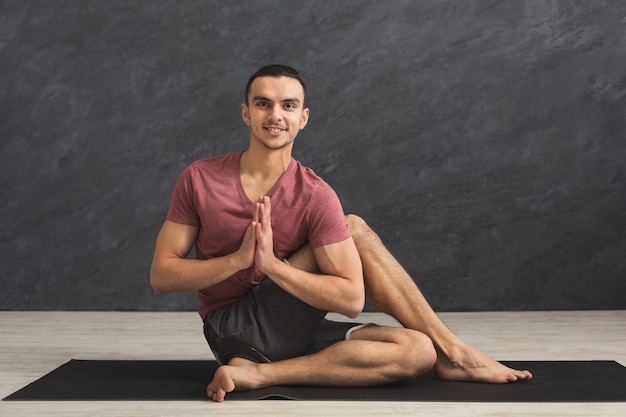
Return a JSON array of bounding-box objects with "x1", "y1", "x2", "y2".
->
[{"x1": 245, "y1": 64, "x2": 306, "y2": 104}]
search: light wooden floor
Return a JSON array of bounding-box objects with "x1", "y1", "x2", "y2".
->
[{"x1": 1, "y1": 311, "x2": 625, "y2": 416}]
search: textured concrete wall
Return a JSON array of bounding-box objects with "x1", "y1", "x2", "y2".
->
[{"x1": 1, "y1": 1, "x2": 625, "y2": 311}]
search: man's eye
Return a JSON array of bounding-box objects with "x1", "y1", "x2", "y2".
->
[
  {"x1": 256, "y1": 101, "x2": 268, "y2": 107},
  {"x1": 285, "y1": 103, "x2": 296, "y2": 110}
]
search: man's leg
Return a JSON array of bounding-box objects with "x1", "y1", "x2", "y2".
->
[
  {"x1": 207, "y1": 325, "x2": 437, "y2": 402},
  {"x1": 345, "y1": 214, "x2": 532, "y2": 383}
]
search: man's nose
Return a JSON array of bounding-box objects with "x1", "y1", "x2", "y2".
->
[{"x1": 269, "y1": 105, "x2": 283, "y2": 120}]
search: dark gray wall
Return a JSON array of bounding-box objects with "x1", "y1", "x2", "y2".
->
[{"x1": 1, "y1": 1, "x2": 624, "y2": 312}]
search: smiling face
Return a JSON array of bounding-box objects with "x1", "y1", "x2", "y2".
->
[{"x1": 241, "y1": 76, "x2": 309, "y2": 151}]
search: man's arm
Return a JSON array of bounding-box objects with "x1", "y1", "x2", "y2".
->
[
  {"x1": 253, "y1": 197, "x2": 365, "y2": 318},
  {"x1": 149, "y1": 219, "x2": 255, "y2": 294}
]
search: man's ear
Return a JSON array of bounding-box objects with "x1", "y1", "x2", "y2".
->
[
  {"x1": 241, "y1": 103, "x2": 251, "y2": 126},
  {"x1": 299, "y1": 107, "x2": 310, "y2": 130}
]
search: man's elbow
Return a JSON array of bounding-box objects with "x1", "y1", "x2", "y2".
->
[
  {"x1": 340, "y1": 274, "x2": 365, "y2": 318},
  {"x1": 149, "y1": 265, "x2": 170, "y2": 295},
  {"x1": 150, "y1": 275, "x2": 166, "y2": 295},
  {"x1": 343, "y1": 294, "x2": 365, "y2": 319},
  {"x1": 344, "y1": 305, "x2": 364, "y2": 319}
]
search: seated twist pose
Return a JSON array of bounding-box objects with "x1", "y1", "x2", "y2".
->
[{"x1": 150, "y1": 64, "x2": 532, "y2": 402}]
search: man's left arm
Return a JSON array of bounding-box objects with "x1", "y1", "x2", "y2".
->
[{"x1": 254, "y1": 196, "x2": 365, "y2": 318}]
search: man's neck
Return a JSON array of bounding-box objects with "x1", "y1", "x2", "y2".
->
[
  {"x1": 241, "y1": 143, "x2": 292, "y2": 180},
  {"x1": 238, "y1": 143, "x2": 293, "y2": 202}
]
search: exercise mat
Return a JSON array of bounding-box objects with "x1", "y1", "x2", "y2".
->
[{"x1": 4, "y1": 360, "x2": 626, "y2": 402}]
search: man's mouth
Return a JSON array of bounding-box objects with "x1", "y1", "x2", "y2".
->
[{"x1": 264, "y1": 126, "x2": 286, "y2": 133}]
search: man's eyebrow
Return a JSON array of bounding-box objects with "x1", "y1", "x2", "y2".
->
[{"x1": 252, "y1": 96, "x2": 301, "y2": 103}]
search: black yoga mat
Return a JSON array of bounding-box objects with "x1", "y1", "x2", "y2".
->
[{"x1": 4, "y1": 360, "x2": 626, "y2": 402}]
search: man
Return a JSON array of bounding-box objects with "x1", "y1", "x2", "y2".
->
[{"x1": 150, "y1": 64, "x2": 532, "y2": 402}]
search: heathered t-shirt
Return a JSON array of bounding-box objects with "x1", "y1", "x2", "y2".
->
[{"x1": 166, "y1": 151, "x2": 351, "y2": 318}]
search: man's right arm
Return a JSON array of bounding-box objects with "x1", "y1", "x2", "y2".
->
[{"x1": 149, "y1": 219, "x2": 255, "y2": 294}]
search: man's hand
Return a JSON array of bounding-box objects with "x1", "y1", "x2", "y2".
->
[
  {"x1": 233, "y1": 195, "x2": 277, "y2": 274},
  {"x1": 235, "y1": 221, "x2": 257, "y2": 270},
  {"x1": 253, "y1": 196, "x2": 278, "y2": 274}
]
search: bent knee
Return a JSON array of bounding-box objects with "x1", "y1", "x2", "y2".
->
[
  {"x1": 397, "y1": 331, "x2": 437, "y2": 379},
  {"x1": 345, "y1": 214, "x2": 365, "y2": 232},
  {"x1": 345, "y1": 214, "x2": 377, "y2": 241}
]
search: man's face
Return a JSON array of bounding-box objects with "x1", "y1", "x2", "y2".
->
[{"x1": 242, "y1": 76, "x2": 309, "y2": 151}]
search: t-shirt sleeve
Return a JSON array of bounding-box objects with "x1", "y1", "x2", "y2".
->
[
  {"x1": 166, "y1": 164, "x2": 200, "y2": 227},
  {"x1": 306, "y1": 182, "x2": 351, "y2": 249}
]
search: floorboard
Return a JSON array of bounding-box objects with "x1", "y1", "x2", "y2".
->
[{"x1": 1, "y1": 311, "x2": 625, "y2": 416}]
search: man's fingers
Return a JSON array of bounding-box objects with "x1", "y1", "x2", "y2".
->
[
  {"x1": 253, "y1": 201, "x2": 260, "y2": 223},
  {"x1": 262, "y1": 195, "x2": 271, "y2": 211},
  {"x1": 259, "y1": 196, "x2": 271, "y2": 227}
]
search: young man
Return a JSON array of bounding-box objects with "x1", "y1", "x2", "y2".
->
[{"x1": 150, "y1": 64, "x2": 532, "y2": 402}]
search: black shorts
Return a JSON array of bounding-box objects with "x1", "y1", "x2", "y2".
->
[{"x1": 203, "y1": 278, "x2": 368, "y2": 364}]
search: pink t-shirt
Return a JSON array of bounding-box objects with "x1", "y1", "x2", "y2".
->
[{"x1": 166, "y1": 151, "x2": 351, "y2": 318}]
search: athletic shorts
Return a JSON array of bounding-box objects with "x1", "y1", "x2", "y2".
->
[{"x1": 203, "y1": 277, "x2": 370, "y2": 364}]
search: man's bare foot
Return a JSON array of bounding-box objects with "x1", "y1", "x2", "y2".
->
[
  {"x1": 434, "y1": 344, "x2": 532, "y2": 383},
  {"x1": 206, "y1": 358, "x2": 264, "y2": 402}
]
